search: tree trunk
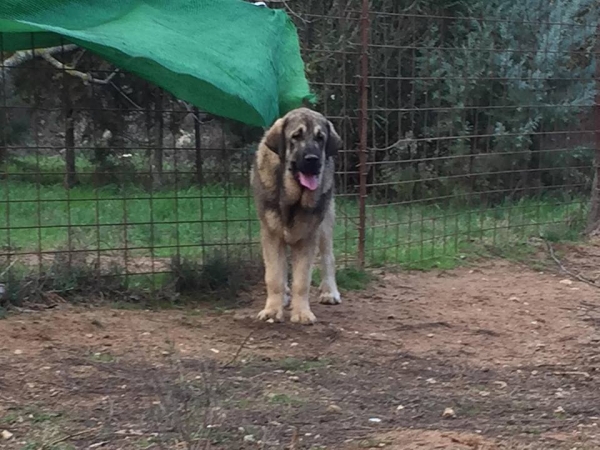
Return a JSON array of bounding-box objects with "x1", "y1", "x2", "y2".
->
[
  {"x1": 64, "y1": 105, "x2": 79, "y2": 189},
  {"x1": 587, "y1": 23, "x2": 600, "y2": 235},
  {"x1": 194, "y1": 107, "x2": 203, "y2": 185},
  {"x1": 152, "y1": 92, "x2": 164, "y2": 189},
  {"x1": 587, "y1": 171, "x2": 600, "y2": 234}
]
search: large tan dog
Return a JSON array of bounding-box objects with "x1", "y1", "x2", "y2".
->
[{"x1": 251, "y1": 108, "x2": 342, "y2": 324}]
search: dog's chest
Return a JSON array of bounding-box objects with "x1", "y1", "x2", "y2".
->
[{"x1": 282, "y1": 207, "x2": 320, "y2": 245}]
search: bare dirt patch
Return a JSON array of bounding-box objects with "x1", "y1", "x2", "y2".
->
[{"x1": 1, "y1": 257, "x2": 600, "y2": 449}]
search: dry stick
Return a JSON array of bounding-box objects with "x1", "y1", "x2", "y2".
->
[
  {"x1": 223, "y1": 330, "x2": 255, "y2": 368},
  {"x1": 40, "y1": 427, "x2": 101, "y2": 450},
  {"x1": 545, "y1": 240, "x2": 599, "y2": 288},
  {"x1": 0, "y1": 258, "x2": 19, "y2": 278},
  {"x1": 289, "y1": 427, "x2": 299, "y2": 450}
]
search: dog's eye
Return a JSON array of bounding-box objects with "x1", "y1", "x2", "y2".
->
[
  {"x1": 315, "y1": 132, "x2": 325, "y2": 141},
  {"x1": 291, "y1": 130, "x2": 303, "y2": 140}
]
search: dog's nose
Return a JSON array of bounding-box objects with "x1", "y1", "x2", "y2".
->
[{"x1": 304, "y1": 154, "x2": 320, "y2": 161}]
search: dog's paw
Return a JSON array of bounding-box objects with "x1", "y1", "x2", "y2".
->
[
  {"x1": 283, "y1": 285, "x2": 291, "y2": 309},
  {"x1": 319, "y1": 291, "x2": 342, "y2": 305},
  {"x1": 290, "y1": 308, "x2": 317, "y2": 325},
  {"x1": 257, "y1": 307, "x2": 284, "y2": 322}
]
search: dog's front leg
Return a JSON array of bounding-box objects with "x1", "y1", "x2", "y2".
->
[
  {"x1": 289, "y1": 237, "x2": 318, "y2": 325},
  {"x1": 257, "y1": 228, "x2": 287, "y2": 322}
]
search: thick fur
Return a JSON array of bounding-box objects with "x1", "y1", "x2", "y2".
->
[{"x1": 251, "y1": 108, "x2": 342, "y2": 324}]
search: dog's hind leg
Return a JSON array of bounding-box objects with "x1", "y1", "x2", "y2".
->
[
  {"x1": 318, "y1": 206, "x2": 341, "y2": 305},
  {"x1": 257, "y1": 228, "x2": 287, "y2": 322}
]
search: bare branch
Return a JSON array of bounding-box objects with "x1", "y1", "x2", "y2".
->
[
  {"x1": 0, "y1": 44, "x2": 119, "y2": 86},
  {"x1": 0, "y1": 45, "x2": 78, "y2": 80},
  {"x1": 39, "y1": 52, "x2": 119, "y2": 85}
]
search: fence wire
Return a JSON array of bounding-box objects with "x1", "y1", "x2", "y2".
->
[{"x1": 0, "y1": 0, "x2": 598, "y2": 302}]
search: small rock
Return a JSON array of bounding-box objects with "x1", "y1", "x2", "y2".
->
[
  {"x1": 368, "y1": 418, "x2": 382, "y2": 423},
  {"x1": 266, "y1": 318, "x2": 275, "y2": 324},
  {"x1": 396, "y1": 405, "x2": 405, "y2": 411},
  {"x1": 442, "y1": 407, "x2": 456, "y2": 419},
  {"x1": 290, "y1": 342, "x2": 299, "y2": 347},
  {"x1": 243, "y1": 435, "x2": 256, "y2": 443},
  {"x1": 554, "y1": 406, "x2": 566, "y2": 414},
  {"x1": 479, "y1": 391, "x2": 490, "y2": 397},
  {"x1": 289, "y1": 376, "x2": 300, "y2": 382},
  {"x1": 85, "y1": 333, "x2": 93, "y2": 338},
  {"x1": 427, "y1": 333, "x2": 434, "y2": 338},
  {"x1": 210, "y1": 348, "x2": 220, "y2": 354},
  {"x1": 13, "y1": 350, "x2": 23, "y2": 355},
  {"x1": 327, "y1": 404, "x2": 342, "y2": 414},
  {"x1": 425, "y1": 378, "x2": 437, "y2": 384},
  {"x1": 1, "y1": 430, "x2": 13, "y2": 440},
  {"x1": 559, "y1": 279, "x2": 573, "y2": 286}
]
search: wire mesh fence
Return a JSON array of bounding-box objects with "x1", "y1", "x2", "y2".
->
[{"x1": 0, "y1": 0, "x2": 598, "y2": 302}]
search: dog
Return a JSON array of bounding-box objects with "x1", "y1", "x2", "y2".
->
[{"x1": 251, "y1": 108, "x2": 342, "y2": 324}]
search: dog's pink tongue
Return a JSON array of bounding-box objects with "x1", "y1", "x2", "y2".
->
[{"x1": 298, "y1": 173, "x2": 319, "y2": 191}]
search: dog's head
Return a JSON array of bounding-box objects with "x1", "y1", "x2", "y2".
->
[{"x1": 263, "y1": 108, "x2": 341, "y2": 191}]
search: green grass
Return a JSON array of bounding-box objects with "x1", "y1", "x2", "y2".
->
[
  {"x1": 266, "y1": 393, "x2": 304, "y2": 406},
  {"x1": 277, "y1": 357, "x2": 331, "y2": 372},
  {"x1": 312, "y1": 266, "x2": 374, "y2": 290},
  {"x1": 0, "y1": 177, "x2": 588, "y2": 286}
]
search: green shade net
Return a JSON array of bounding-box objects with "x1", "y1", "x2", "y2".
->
[{"x1": 0, "y1": 0, "x2": 314, "y2": 127}]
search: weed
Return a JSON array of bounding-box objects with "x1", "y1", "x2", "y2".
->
[
  {"x1": 1, "y1": 411, "x2": 18, "y2": 424},
  {"x1": 267, "y1": 393, "x2": 303, "y2": 406},
  {"x1": 19, "y1": 407, "x2": 62, "y2": 425},
  {"x1": 171, "y1": 251, "x2": 260, "y2": 306},
  {"x1": 278, "y1": 357, "x2": 330, "y2": 372},
  {"x1": 88, "y1": 352, "x2": 116, "y2": 363},
  {"x1": 136, "y1": 437, "x2": 156, "y2": 449},
  {"x1": 312, "y1": 267, "x2": 374, "y2": 291}
]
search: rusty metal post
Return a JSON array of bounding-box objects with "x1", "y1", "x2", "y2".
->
[
  {"x1": 587, "y1": 23, "x2": 600, "y2": 233},
  {"x1": 357, "y1": 0, "x2": 369, "y2": 267}
]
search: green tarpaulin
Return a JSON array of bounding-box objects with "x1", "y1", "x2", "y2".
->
[{"x1": 0, "y1": 0, "x2": 314, "y2": 127}]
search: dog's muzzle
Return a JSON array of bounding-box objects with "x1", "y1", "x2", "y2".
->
[
  {"x1": 295, "y1": 153, "x2": 321, "y2": 191},
  {"x1": 299, "y1": 153, "x2": 321, "y2": 176}
]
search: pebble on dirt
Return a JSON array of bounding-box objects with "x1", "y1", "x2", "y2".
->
[
  {"x1": 1, "y1": 430, "x2": 13, "y2": 440},
  {"x1": 442, "y1": 407, "x2": 457, "y2": 419},
  {"x1": 327, "y1": 404, "x2": 342, "y2": 414}
]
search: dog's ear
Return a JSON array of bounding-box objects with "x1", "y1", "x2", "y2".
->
[
  {"x1": 263, "y1": 118, "x2": 287, "y2": 159},
  {"x1": 325, "y1": 120, "x2": 342, "y2": 158}
]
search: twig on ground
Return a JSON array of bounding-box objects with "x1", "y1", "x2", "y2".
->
[
  {"x1": 40, "y1": 427, "x2": 101, "y2": 450},
  {"x1": 289, "y1": 427, "x2": 299, "y2": 450},
  {"x1": 544, "y1": 240, "x2": 599, "y2": 289},
  {"x1": 0, "y1": 258, "x2": 19, "y2": 278},
  {"x1": 223, "y1": 330, "x2": 255, "y2": 368}
]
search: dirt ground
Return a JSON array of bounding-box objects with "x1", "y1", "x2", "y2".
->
[{"x1": 1, "y1": 243, "x2": 600, "y2": 449}]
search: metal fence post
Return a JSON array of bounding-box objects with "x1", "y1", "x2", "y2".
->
[
  {"x1": 587, "y1": 23, "x2": 600, "y2": 233},
  {"x1": 357, "y1": 0, "x2": 370, "y2": 268}
]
